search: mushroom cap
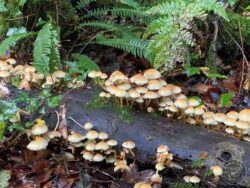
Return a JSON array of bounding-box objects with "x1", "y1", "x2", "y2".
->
[
  {"x1": 128, "y1": 89, "x2": 140, "y2": 98},
  {"x1": 158, "y1": 86, "x2": 172, "y2": 97},
  {"x1": 105, "y1": 85, "x2": 117, "y2": 95},
  {"x1": 104, "y1": 79, "x2": 112, "y2": 86},
  {"x1": 106, "y1": 155, "x2": 116, "y2": 164},
  {"x1": 31, "y1": 123, "x2": 48, "y2": 135},
  {"x1": 159, "y1": 79, "x2": 167, "y2": 86},
  {"x1": 84, "y1": 122, "x2": 94, "y2": 130},
  {"x1": 189, "y1": 175, "x2": 200, "y2": 183},
  {"x1": 135, "y1": 97, "x2": 144, "y2": 103},
  {"x1": 93, "y1": 153, "x2": 105, "y2": 162},
  {"x1": 130, "y1": 74, "x2": 148, "y2": 85},
  {"x1": 211, "y1": 165, "x2": 223, "y2": 176},
  {"x1": 110, "y1": 70, "x2": 128, "y2": 83},
  {"x1": 203, "y1": 111, "x2": 215, "y2": 119},
  {"x1": 26, "y1": 136, "x2": 48, "y2": 151},
  {"x1": 155, "y1": 162, "x2": 165, "y2": 171},
  {"x1": 68, "y1": 133, "x2": 85, "y2": 143},
  {"x1": 0, "y1": 62, "x2": 10, "y2": 71},
  {"x1": 143, "y1": 69, "x2": 161, "y2": 80},
  {"x1": 95, "y1": 141, "x2": 109, "y2": 150},
  {"x1": 194, "y1": 106, "x2": 205, "y2": 115},
  {"x1": 114, "y1": 160, "x2": 130, "y2": 172},
  {"x1": 184, "y1": 106, "x2": 194, "y2": 115},
  {"x1": 227, "y1": 111, "x2": 239, "y2": 120},
  {"x1": 117, "y1": 82, "x2": 131, "y2": 90},
  {"x1": 183, "y1": 175, "x2": 191, "y2": 183},
  {"x1": 52, "y1": 70, "x2": 66, "y2": 78},
  {"x1": 188, "y1": 98, "x2": 200, "y2": 107},
  {"x1": 151, "y1": 173, "x2": 162, "y2": 183},
  {"x1": 0, "y1": 71, "x2": 10, "y2": 78},
  {"x1": 25, "y1": 66, "x2": 36, "y2": 73},
  {"x1": 106, "y1": 93, "x2": 112, "y2": 98},
  {"x1": 174, "y1": 98, "x2": 188, "y2": 109},
  {"x1": 175, "y1": 94, "x2": 187, "y2": 100},
  {"x1": 147, "y1": 80, "x2": 162, "y2": 90},
  {"x1": 14, "y1": 65, "x2": 24, "y2": 71},
  {"x1": 88, "y1": 70, "x2": 99, "y2": 78},
  {"x1": 235, "y1": 120, "x2": 249, "y2": 130},
  {"x1": 82, "y1": 151, "x2": 94, "y2": 161},
  {"x1": 98, "y1": 132, "x2": 109, "y2": 140},
  {"x1": 143, "y1": 91, "x2": 159, "y2": 99},
  {"x1": 225, "y1": 127, "x2": 235, "y2": 134},
  {"x1": 85, "y1": 142, "x2": 96, "y2": 151},
  {"x1": 224, "y1": 117, "x2": 236, "y2": 127},
  {"x1": 157, "y1": 144, "x2": 169, "y2": 153},
  {"x1": 203, "y1": 117, "x2": 215, "y2": 125},
  {"x1": 86, "y1": 130, "x2": 99, "y2": 140},
  {"x1": 5, "y1": 58, "x2": 16, "y2": 65},
  {"x1": 47, "y1": 131, "x2": 61, "y2": 139},
  {"x1": 107, "y1": 139, "x2": 118, "y2": 147},
  {"x1": 99, "y1": 92, "x2": 107, "y2": 98},
  {"x1": 214, "y1": 113, "x2": 226, "y2": 123},
  {"x1": 135, "y1": 87, "x2": 148, "y2": 94},
  {"x1": 167, "y1": 84, "x2": 182, "y2": 94},
  {"x1": 140, "y1": 183, "x2": 152, "y2": 188},
  {"x1": 114, "y1": 88, "x2": 128, "y2": 98},
  {"x1": 239, "y1": 109, "x2": 250, "y2": 122},
  {"x1": 243, "y1": 136, "x2": 250, "y2": 142},
  {"x1": 147, "y1": 107, "x2": 154, "y2": 113},
  {"x1": 169, "y1": 105, "x2": 178, "y2": 112},
  {"x1": 101, "y1": 73, "x2": 108, "y2": 79},
  {"x1": 122, "y1": 140, "x2": 135, "y2": 149}
]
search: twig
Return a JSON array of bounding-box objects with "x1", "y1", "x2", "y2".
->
[
  {"x1": 54, "y1": 110, "x2": 60, "y2": 131},
  {"x1": 68, "y1": 116, "x2": 87, "y2": 130}
]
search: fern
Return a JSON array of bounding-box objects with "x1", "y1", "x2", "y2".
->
[
  {"x1": 76, "y1": 0, "x2": 96, "y2": 10},
  {"x1": 96, "y1": 34, "x2": 151, "y2": 61},
  {"x1": 0, "y1": 170, "x2": 11, "y2": 188},
  {"x1": 119, "y1": 0, "x2": 142, "y2": 10},
  {"x1": 33, "y1": 22, "x2": 61, "y2": 75},
  {"x1": 145, "y1": 0, "x2": 228, "y2": 71},
  {"x1": 0, "y1": 32, "x2": 33, "y2": 56}
]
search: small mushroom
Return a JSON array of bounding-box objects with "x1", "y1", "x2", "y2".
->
[
  {"x1": 68, "y1": 133, "x2": 85, "y2": 143},
  {"x1": 26, "y1": 136, "x2": 48, "y2": 151}
]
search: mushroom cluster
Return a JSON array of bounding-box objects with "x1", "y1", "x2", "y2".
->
[
  {"x1": 88, "y1": 69, "x2": 250, "y2": 141},
  {"x1": 0, "y1": 58, "x2": 84, "y2": 90}
]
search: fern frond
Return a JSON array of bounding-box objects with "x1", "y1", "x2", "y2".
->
[
  {"x1": 71, "y1": 53, "x2": 99, "y2": 72},
  {"x1": 119, "y1": 0, "x2": 142, "y2": 10},
  {"x1": 76, "y1": 0, "x2": 96, "y2": 10},
  {"x1": 96, "y1": 34, "x2": 151, "y2": 61},
  {"x1": 0, "y1": 32, "x2": 33, "y2": 56},
  {"x1": 33, "y1": 22, "x2": 61, "y2": 75}
]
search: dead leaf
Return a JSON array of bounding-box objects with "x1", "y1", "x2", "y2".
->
[
  {"x1": 58, "y1": 105, "x2": 68, "y2": 139},
  {"x1": 24, "y1": 149, "x2": 51, "y2": 164},
  {"x1": 32, "y1": 160, "x2": 51, "y2": 174},
  {"x1": 36, "y1": 168, "x2": 54, "y2": 185},
  {"x1": 199, "y1": 151, "x2": 209, "y2": 160}
]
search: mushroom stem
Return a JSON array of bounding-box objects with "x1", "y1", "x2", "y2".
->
[
  {"x1": 129, "y1": 149, "x2": 135, "y2": 158},
  {"x1": 68, "y1": 116, "x2": 87, "y2": 130},
  {"x1": 239, "y1": 129, "x2": 243, "y2": 139},
  {"x1": 145, "y1": 99, "x2": 151, "y2": 107}
]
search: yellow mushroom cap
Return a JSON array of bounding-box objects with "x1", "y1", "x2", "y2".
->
[
  {"x1": 25, "y1": 66, "x2": 36, "y2": 73},
  {"x1": 174, "y1": 98, "x2": 188, "y2": 109},
  {"x1": 101, "y1": 73, "x2": 108, "y2": 79},
  {"x1": 86, "y1": 130, "x2": 99, "y2": 140},
  {"x1": 68, "y1": 133, "x2": 85, "y2": 143},
  {"x1": 98, "y1": 132, "x2": 109, "y2": 140},
  {"x1": 194, "y1": 106, "x2": 205, "y2": 115},
  {"x1": 151, "y1": 173, "x2": 162, "y2": 183},
  {"x1": 84, "y1": 122, "x2": 94, "y2": 130},
  {"x1": 214, "y1": 113, "x2": 226, "y2": 123},
  {"x1": 82, "y1": 151, "x2": 94, "y2": 161},
  {"x1": 159, "y1": 79, "x2": 167, "y2": 86},
  {"x1": 188, "y1": 98, "x2": 200, "y2": 107},
  {"x1": 47, "y1": 131, "x2": 61, "y2": 139},
  {"x1": 31, "y1": 123, "x2": 48, "y2": 135},
  {"x1": 226, "y1": 111, "x2": 239, "y2": 120},
  {"x1": 143, "y1": 69, "x2": 161, "y2": 80},
  {"x1": 203, "y1": 117, "x2": 215, "y2": 125},
  {"x1": 175, "y1": 94, "x2": 187, "y2": 100},
  {"x1": 169, "y1": 105, "x2": 178, "y2": 112},
  {"x1": 105, "y1": 79, "x2": 112, "y2": 86},
  {"x1": 128, "y1": 89, "x2": 140, "y2": 98},
  {"x1": 88, "y1": 70, "x2": 99, "y2": 78},
  {"x1": 114, "y1": 88, "x2": 128, "y2": 98},
  {"x1": 183, "y1": 176, "x2": 191, "y2": 183},
  {"x1": 122, "y1": 140, "x2": 135, "y2": 149},
  {"x1": 0, "y1": 71, "x2": 10, "y2": 78},
  {"x1": 52, "y1": 70, "x2": 66, "y2": 78},
  {"x1": 224, "y1": 117, "x2": 236, "y2": 127},
  {"x1": 95, "y1": 141, "x2": 109, "y2": 150},
  {"x1": 110, "y1": 70, "x2": 128, "y2": 83},
  {"x1": 167, "y1": 84, "x2": 182, "y2": 94},
  {"x1": 147, "y1": 107, "x2": 154, "y2": 113},
  {"x1": 93, "y1": 153, "x2": 105, "y2": 162},
  {"x1": 106, "y1": 155, "x2": 116, "y2": 163},
  {"x1": 26, "y1": 136, "x2": 48, "y2": 151},
  {"x1": 147, "y1": 80, "x2": 162, "y2": 90},
  {"x1": 117, "y1": 82, "x2": 131, "y2": 90},
  {"x1": 203, "y1": 111, "x2": 215, "y2": 119},
  {"x1": 225, "y1": 127, "x2": 235, "y2": 134},
  {"x1": 184, "y1": 106, "x2": 194, "y2": 115},
  {"x1": 5, "y1": 58, "x2": 16, "y2": 65},
  {"x1": 143, "y1": 91, "x2": 159, "y2": 99},
  {"x1": 107, "y1": 139, "x2": 118, "y2": 147},
  {"x1": 158, "y1": 86, "x2": 172, "y2": 97},
  {"x1": 210, "y1": 165, "x2": 223, "y2": 176},
  {"x1": 239, "y1": 109, "x2": 250, "y2": 122},
  {"x1": 135, "y1": 87, "x2": 148, "y2": 94},
  {"x1": 140, "y1": 183, "x2": 152, "y2": 188},
  {"x1": 114, "y1": 160, "x2": 130, "y2": 172},
  {"x1": 105, "y1": 85, "x2": 117, "y2": 95},
  {"x1": 0, "y1": 62, "x2": 10, "y2": 71},
  {"x1": 189, "y1": 175, "x2": 200, "y2": 183},
  {"x1": 235, "y1": 120, "x2": 249, "y2": 130},
  {"x1": 85, "y1": 141, "x2": 96, "y2": 151},
  {"x1": 130, "y1": 74, "x2": 148, "y2": 86},
  {"x1": 157, "y1": 144, "x2": 169, "y2": 153}
]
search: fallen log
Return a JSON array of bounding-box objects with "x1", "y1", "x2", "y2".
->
[{"x1": 45, "y1": 88, "x2": 250, "y2": 186}]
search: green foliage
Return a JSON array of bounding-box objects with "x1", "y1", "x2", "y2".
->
[
  {"x1": 144, "y1": 0, "x2": 228, "y2": 71},
  {"x1": 85, "y1": 94, "x2": 110, "y2": 109},
  {"x1": 76, "y1": 0, "x2": 96, "y2": 10},
  {"x1": 220, "y1": 92, "x2": 234, "y2": 107},
  {"x1": 184, "y1": 66, "x2": 201, "y2": 77},
  {"x1": 206, "y1": 72, "x2": 227, "y2": 79},
  {"x1": 205, "y1": 169, "x2": 213, "y2": 177},
  {"x1": 192, "y1": 157, "x2": 208, "y2": 168},
  {"x1": 33, "y1": 21, "x2": 61, "y2": 75},
  {"x1": 0, "y1": 122, "x2": 6, "y2": 140},
  {"x1": 0, "y1": 170, "x2": 11, "y2": 188},
  {"x1": 0, "y1": 32, "x2": 33, "y2": 56},
  {"x1": 114, "y1": 104, "x2": 132, "y2": 123}
]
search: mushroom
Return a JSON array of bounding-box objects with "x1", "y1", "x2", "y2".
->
[
  {"x1": 239, "y1": 109, "x2": 250, "y2": 123},
  {"x1": 68, "y1": 133, "x2": 85, "y2": 143},
  {"x1": 143, "y1": 69, "x2": 161, "y2": 80},
  {"x1": 194, "y1": 106, "x2": 205, "y2": 125},
  {"x1": 135, "y1": 87, "x2": 148, "y2": 94},
  {"x1": 52, "y1": 70, "x2": 66, "y2": 80},
  {"x1": 147, "y1": 107, "x2": 154, "y2": 113},
  {"x1": 5, "y1": 58, "x2": 16, "y2": 65},
  {"x1": 93, "y1": 153, "x2": 105, "y2": 162},
  {"x1": 235, "y1": 120, "x2": 249, "y2": 139},
  {"x1": 113, "y1": 88, "x2": 128, "y2": 106},
  {"x1": 147, "y1": 80, "x2": 162, "y2": 90},
  {"x1": 26, "y1": 136, "x2": 48, "y2": 151},
  {"x1": 109, "y1": 70, "x2": 129, "y2": 84},
  {"x1": 225, "y1": 127, "x2": 235, "y2": 135},
  {"x1": 188, "y1": 98, "x2": 200, "y2": 107},
  {"x1": 189, "y1": 175, "x2": 200, "y2": 184},
  {"x1": 86, "y1": 130, "x2": 99, "y2": 140},
  {"x1": 158, "y1": 86, "x2": 172, "y2": 97},
  {"x1": 0, "y1": 71, "x2": 10, "y2": 83},
  {"x1": 98, "y1": 132, "x2": 109, "y2": 140},
  {"x1": 122, "y1": 140, "x2": 136, "y2": 158},
  {"x1": 117, "y1": 82, "x2": 131, "y2": 91},
  {"x1": 130, "y1": 74, "x2": 148, "y2": 86},
  {"x1": 226, "y1": 111, "x2": 239, "y2": 120},
  {"x1": 143, "y1": 91, "x2": 160, "y2": 106},
  {"x1": 213, "y1": 113, "x2": 226, "y2": 131},
  {"x1": 210, "y1": 165, "x2": 223, "y2": 184},
  {"x1": 151, "y1": 173, "x2": 162, "y2": 184},
  {"x1": 95, "y1": 141, "x2": 109, "y2": 151},
  {"x1": 114, "y1": 160, "x2": 130, "y2": 172},
  {"x1": 82, "y1": 151, "x2": 94, "y2": 161},
  {"x1": 85, "y1": 141, "x2": 96, "y2": 151},
  {"x1": 203, "y1": 117, "x2": 215, "y2": 130},
  {"x1": 84, "y1": 122, "x2": 94, "y2": 130},
  {"x1": 128, "y1": 89, "x2": 140, "y2": 106},
  {"x1": 31, "y1": 120, "x2": 48, "y2": 136},
  {"x1": 174, "y1": 98, "x2": 188, "y2": 120},
  {"x1": 184, "y1": 106, "x2": 194, "y2": 123},
  {"x1": 107, "y1": 140, "x2": 118, "y2": 147}
]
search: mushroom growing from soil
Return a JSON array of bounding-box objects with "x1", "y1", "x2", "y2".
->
[
  {"x1": 68, "y1": 133, "x2": 85, "y2": 143},
  {"x1": 31, "y1": 120, "x2": 48, "y2": 136},
  {"x1": 26, "y1": 136, "x2": 48, "y2": 151},
  {"x1": 122, "y1": 140, "x2": 136, "y2": 158},
  {"x1": 235, "y1": 120, "x2": 249, "y2": 139},
  {"x1": 143, "y1": 91, "x2": 160, "y2": 106},
  {"x1": 143, "y1": 69, "x2": 161, "y2": 80},
  {"x1": 210, "y1": 165, "x2": 223, "y2": 184}
]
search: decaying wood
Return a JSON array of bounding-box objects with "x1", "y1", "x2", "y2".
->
[{"x1": 45, "y1": 88, "x2": 250, "y2": 186}]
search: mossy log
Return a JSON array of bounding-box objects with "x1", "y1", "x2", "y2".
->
[{"x1": 45, "y1": 88, "x2": 250, "y2": 186}]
